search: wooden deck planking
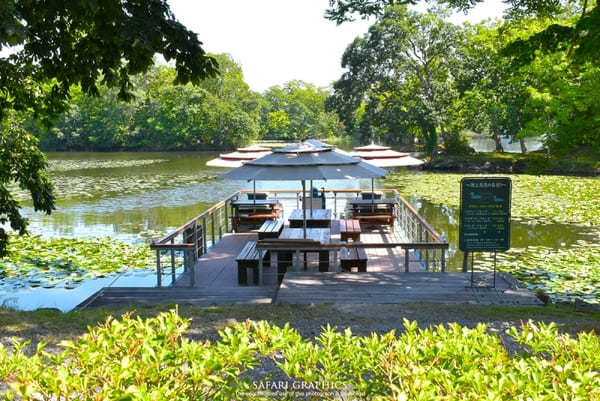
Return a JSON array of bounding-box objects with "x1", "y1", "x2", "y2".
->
[
  {"x1": 80, "y1": 227, "x2": 540, "y2": 308},
  {"x1": 78, "y1": 286, "x2": 276, "y2": 309},
  {"x1": 276, "y1": 272, "x2": 541, "y2": 305}
]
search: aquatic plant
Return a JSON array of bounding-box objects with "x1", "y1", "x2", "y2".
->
[
  {"x1": 386, "y1": 172, "x2": 600, "y2": 303},
  {"x1": 478, "y1": 238, "x2": 600, "y2": 304},
  {"x1": 8, "y1": 172, "x2": 217, "y2": 203},
  {"x1": 0, "y1": 235, "x2": 154, "y2": 290},
  {"x1": 386, "y1": 172, "x2": 600, "y2": 226},
  {"x1": 47, "y1": 159, "x2": 167, "y2": 172}
]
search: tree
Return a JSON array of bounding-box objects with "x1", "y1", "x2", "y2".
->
[
  {"x1": 459, "y1": 22, "x2": 537, "y2": 153},
  {"x1": 262, "y1": 81, "x2": 344, "y2": 140},
  {"x1": 0, "y1": 0, "x2": 218, "y2": 255},
  {"x1": 326, "y1": 0, "x2": 600, "y2": 66},
  {"x1": 329, "y1": 6, "x2": 467, "y2": 154},
  {"x1": 0, "y1": 113, "x2": 54, "y2": 257}
]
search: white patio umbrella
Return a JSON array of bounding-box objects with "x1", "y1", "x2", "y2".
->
[
  {"x1": 206, "y1": 144, "x2": 272, "y2": 168},
  {"x1": 351, "y1": 143, "x2": 424, "y2": 168},
  {"x1": 220, "y1": 139, "x2": 386, "y2": 238}
]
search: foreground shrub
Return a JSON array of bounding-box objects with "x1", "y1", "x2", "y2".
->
[{"x1": 1, "y1": 310, "x2": 599, "y2": 400}]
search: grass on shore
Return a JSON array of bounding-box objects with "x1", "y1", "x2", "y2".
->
[{"x1": 2, "y1": 303, "x2": 599, "y2": 352}]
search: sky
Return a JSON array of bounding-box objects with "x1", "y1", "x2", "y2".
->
[{"x1": 168, "y1": 0, "x2": 506, "y2": 92}]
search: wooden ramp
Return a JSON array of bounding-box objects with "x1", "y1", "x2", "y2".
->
[
  {"x1": 276, "y1": 272, "x2": 541, "y2": 306},
  {"x1": 76, "y1": 286, "x2": 277, "y2": 309}
]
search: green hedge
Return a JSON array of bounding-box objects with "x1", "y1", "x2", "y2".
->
[{"x1": 1, "y1": 310, "x2": 599, "y2": 400}]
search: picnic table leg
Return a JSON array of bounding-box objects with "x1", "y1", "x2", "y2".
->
[
  {"x1": 296, "y1": 249, "x2": 302, "y2": 271},
  {"x1": 258, "y1": 249, "x2": 263, "y2": 286},
  {"x1": 319, "y1": 250, "x2": 329, "y2": 272},
  {"x1": 333, "y1": 249, "x2": 339, "y2": 272}
]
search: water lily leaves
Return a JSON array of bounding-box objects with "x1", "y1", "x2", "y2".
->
[
  {"x1": 385, "y1": 172, "x2": 600, "y2": 226},
  {"x1": 386, "y1": 172, "x2": 600, "y2": 303},
  {"x1": 0, "y1": 235, "x2": 154, "y2": 291}
]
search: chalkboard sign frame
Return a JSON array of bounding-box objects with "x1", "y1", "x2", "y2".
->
[{"x1": 459, "y1": 177, "x2": 512, "y2": 252}]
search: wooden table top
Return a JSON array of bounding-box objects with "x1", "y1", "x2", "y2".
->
[
  {"x1": 339, "y1": 219, "x2": 361, "y2": 233},
  {"x1": 348, "y1": 199, "x2": 397, "y2": 205},
  {"x1": 288, "y1": 209, "x2": 332, "y2": 221},
  {"x1": 279, "y1": 228, "x2": 331, "y2": 243},
  {"x1": 232, "y1": 199, "x2": 280, "y2": 206}
]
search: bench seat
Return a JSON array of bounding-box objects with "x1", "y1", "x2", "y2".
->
[
  {"x1": 236, "y1": 241, "x2": 270, "y2": 285},
  {"x1": 340, "y1": 244, "x2": 368, "y2": 272},
  {"x1": 339, "y1": 219, "x2": 361, "y2": 241},
  {"x1": 258, "y1": 220, "x2": 284, "y2": 240}
]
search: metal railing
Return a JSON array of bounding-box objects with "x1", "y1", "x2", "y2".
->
[
  {"x1": 150, "y1": 192, "x2": 239, "y2": 287},
  {"x1": 150, "y1": 188, "x2": 449, "y2": 287},
  {"x1": 393, "y1": 190, "x2": 447, "y2": 272}
]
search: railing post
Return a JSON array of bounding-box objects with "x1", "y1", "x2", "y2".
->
[
  {"x1": 218, "y1": 207, "x2": 223, "y2": 240},
  {"x1": 404, "y1": 247, "x2": 410, "y2": 272},
  {"x1": 192, "y1": 221, "x2": 198, "y2": 287},
  {"x1": 334, "y1": 192, "x2": 337, "y2": 218},
  {"x1": 170, "y1": 238, "x2": 176, "y2": 285},
  {"x1": 202, "y1": 217, "x2": 207, "y2": 253},
  {"x1": 156, "y1": 249, "x2": 162, "y2": 287},
  {"x1": 225, "y1": 200, "x2": 229, "y2": 233},
  {"x1": 211, "y1": 212, "x2": 215, "y2": 246},
  {"x1": 425, "y1": 235, "x2": 430, "y2": 271},
  {"x1": 441, "y1": 249, "x2": 446, "y2": 272}
]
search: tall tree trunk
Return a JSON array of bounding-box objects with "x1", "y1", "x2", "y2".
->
[
  {"x1": 493, "y1": 131, "x2": 504, "y2": 152},
  {"x1": 520, "y1": 138, "x2": 528, "y2": 154},
  {"x1": 425, "y1": 125, "x2": 437, "y2": 157}
]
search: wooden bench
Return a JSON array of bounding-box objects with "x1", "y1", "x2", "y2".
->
[
  {"x1": 231, "y1": 200, "x2": 282, "y2": 232},
  {"x1": 340, "y1": 243, "x2": 368, "y2": 272},
  {"x1": 258, "y1": 220, "x2": 284, "y2": 240},
  {"x1": 356, "y1": 215, "x2": 395, "y2": 232},
  {"x1": 350, "y1": 200, "x2": 396, "y2": 232},
  {"x1": 339, "y1": 219, "x2": 361, "y2": 241},
  {"x1": 236, "y1": 241, "x2": 270, "y2": 285},
  {"x1": 233, "y1": 212, "x2": 279, "y2": 232}
]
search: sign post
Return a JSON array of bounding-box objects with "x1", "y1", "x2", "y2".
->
[{"x1": 459, "y1": 177, "x2": 511, "y2": 287}]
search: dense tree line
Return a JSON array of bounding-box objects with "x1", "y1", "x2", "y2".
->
[
  {"x1": 326, "y1": 2, "x2": 600, "y2": 156},
  {"x1": 21, "y1": 55, "x2": 344, "y2": 151}
]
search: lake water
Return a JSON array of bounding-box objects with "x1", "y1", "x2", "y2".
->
[{"x1": 2, "y1": 152, "x2": 592, "y2": 310}]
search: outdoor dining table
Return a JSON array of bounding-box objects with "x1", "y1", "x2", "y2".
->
[
  {"x1": 288, "y1": 209, "x2": 332, "y2": 228},
  {"x1": 277, "y1": 227, "x2": 331, "y2": 273}
]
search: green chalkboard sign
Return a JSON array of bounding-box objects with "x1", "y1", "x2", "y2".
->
[{"x1": 459, "y1": 177, "x2": 511, "y2": 252}]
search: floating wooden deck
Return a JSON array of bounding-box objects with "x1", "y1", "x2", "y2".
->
[{"x1": 78, "y1": 229, "x2": 541, "y2": 309}]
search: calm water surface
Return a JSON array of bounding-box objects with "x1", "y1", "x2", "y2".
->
[{"x1": 2, "y1": 152, "x2": 592, "y2": 310}]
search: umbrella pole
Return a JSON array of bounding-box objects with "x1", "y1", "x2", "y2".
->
[
  {"x1": 302, "y1": 180, "x2": 307, "y2": 239},
  {"x1": 371, "y1": 177, "x2": 375, "y2": 213},
  {"x1": 310, "y1": 179, "x2": 313, "y2": 217}
]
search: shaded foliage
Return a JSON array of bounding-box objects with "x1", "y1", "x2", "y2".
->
[
  {"x1": 0, "y1": 0, "x2": 218, "y2": 125},
  {"x1": 0, "y1": 0, "x2": 219, "y2": 255},
  {"x1": 0, "y1": 113, "x2": 54, "y2": 257}
]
